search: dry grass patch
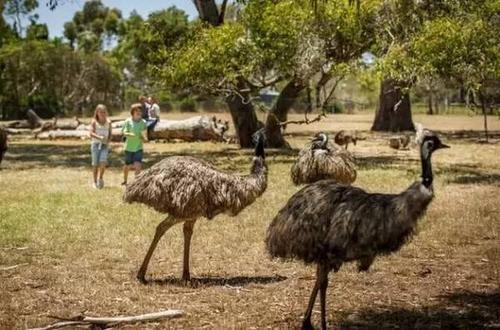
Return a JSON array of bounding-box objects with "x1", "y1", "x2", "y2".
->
[{"x1": 1, "y1": 115, "x2": 499, "y2": 329}]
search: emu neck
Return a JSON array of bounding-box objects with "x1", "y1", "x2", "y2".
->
[
  {"x1": 420, "y1": 151, "x2": 433, "y2": 188},
  {"x1": 251, "y1": 157, "x2": 267, "y2": 176}
]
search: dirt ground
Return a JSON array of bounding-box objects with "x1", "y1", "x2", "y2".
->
[{"x1": 0, "y1": 113, "x2": 499, "y2": 329}]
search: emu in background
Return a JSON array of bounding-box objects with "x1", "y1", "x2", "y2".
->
[{"x1": 291, "y1": 133, "x2": 357, "y2": 185}]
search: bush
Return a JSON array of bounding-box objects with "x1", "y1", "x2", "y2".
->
[
  {"x1": 178, "y1": 97, "x2": 197, "y2": 112},
  {"x1": 326, "y1": 101, "x2": 344, "y2": 114}
]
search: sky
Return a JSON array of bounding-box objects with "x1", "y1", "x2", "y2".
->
[{"x1": 18, "y1": 0, "x2": 199, "y2": 37}]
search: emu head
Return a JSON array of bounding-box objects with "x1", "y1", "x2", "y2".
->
[
  {"x1": 421, "y1": 134, "x2": 449, "y2": 160},
  {"x1": 311, "y1": 132, "x2": 329, "y2": 150},
  {"x1": 252, "y1": 128, "x2": 266, "y2": 159}
]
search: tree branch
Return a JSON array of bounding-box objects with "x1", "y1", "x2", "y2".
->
[
  {"x1": 29, "y1": 310, "x2": 184, "y2": 330},
  {"x1": 219, "y1": 0, "x2": 229, "y2": 24}
]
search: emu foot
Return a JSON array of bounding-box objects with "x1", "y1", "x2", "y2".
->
[
  {"x1": 136, "y1": 272, "x2": 148, "y2": 284},
  {"x1": 302, "y1": 318, "x2": 314, "y2": 330}
]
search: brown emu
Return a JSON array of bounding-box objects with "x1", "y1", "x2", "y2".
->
[
  {"x1": 334, "y1": 130, "x2": 357, "y2": 150},
  {"x1": 0, "y1": 128, "x2": 7, "y2": 165},
  {"x1": 266, "y1": 132, "x2": 449, "y2": 329},
  {"x1": 389, "y1": 134, "x2": 411, "y2": 150},
  {"x1": 291, "y1": 133, "x2": 356, "y2": 185},
  {"x1": 124, "y1": 132, "x2": 267, "y2": 283}
]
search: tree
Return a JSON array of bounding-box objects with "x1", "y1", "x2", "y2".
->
[
  {"x1": 381, "y1": 0, "x2": 500, "y2": 139},
  {"x1": 157, "y1": 0, "x2": 379, "y2": 148},
  {"x1": 4, "y1": 0, "x2": 38, "y2": 35},
  {"x1": 62, "y1": 0, "x2": 122, "y2": 53},
  {"x1": 0, "y1": 40, "x2": 121, "y2": 119},
  {"x1": 109, "y1": 7, "x2": 191, "y2": 107},
  {"x1": 26, "y1": 22, "x2": 49, "y2": 40}
]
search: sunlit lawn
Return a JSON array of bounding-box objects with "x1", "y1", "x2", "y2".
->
[{"x1": 1, "y1": 114, "x2": 499, "y2": 329}]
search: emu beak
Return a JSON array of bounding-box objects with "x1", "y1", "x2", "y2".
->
[{"x1": 439, "y1": 143, "x2": 450, "y2": 149}]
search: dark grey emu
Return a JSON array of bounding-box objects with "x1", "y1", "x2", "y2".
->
[
  {"x1": 266, "y1": 133, "x2": 449, "y2": 329},
  {"x1": 124, "y1": 131, "x2": 267, "y2": 283},
  {"x1": 0, "y1": 128, "x2": 7, "y2": 165}
]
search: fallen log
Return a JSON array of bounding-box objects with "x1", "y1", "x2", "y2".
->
[
  {"x1": 111, "y1": 115, "x2": 229, "y2": 142},
  {"x1": 4, "y1": 128, "x2": 33, "y2": 135},
  {"x1": 26, "y1": 109, "x2": 44, "y2": 128},
  {"x1": 36, "y1": 129, "x2": 89, "y2": 140},
  {"x1": 37, "y1": 116, "x2": 230, "y2": 142},
  {"x1": 29, "y1": 309, "x2": 184, "y2": 330}
]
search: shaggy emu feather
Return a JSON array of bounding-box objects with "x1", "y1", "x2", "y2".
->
[
  {"x1": 291, "y1": 133, "x2": 356, "y2": 185},
  {"x1": 266, "y1": 132, "x2": 449, "y2": 330},
  {"x1": 0, "y1": 128, "x2": 7, "y2": 165},
  {"x1": 124, "y1": 131, "x2": 267, "y2": 283}
]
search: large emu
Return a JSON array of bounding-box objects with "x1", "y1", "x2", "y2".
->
[
  {"x1": 291, "y1": 133, "x2": 356, "y2": 185},
  {"x1": 0, "y1": 127, "x2": 7, "y2": 165},
  {"x1": 266, "y1": 133, "x2": 449, "y2": 329},
  {"x1": 124, "y1": 131, "x2": 267, "y2": 283}
]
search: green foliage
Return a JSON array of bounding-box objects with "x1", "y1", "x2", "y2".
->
[
  {"x1": 380, "y1": 0, "x2": 500, "y2": 93},
  {"x1": 26, "y1": 22, "x2": 49, "y2": 40},
  {"x1": 63, "y1": 0, "x2": 122, "y2": 52},
  {"x1": 0, "y1": 40, "x2": 120, "y2": 119},
  {"x1": 158, "y1": 0, "x2": 381, "y2": 98},
  {"x1": 109, "y1": 7, "x2": 190, "y2": 99},
  {"x1": 4, "y1": 0, "x2": 39, "y2": 34},
  {"x1": 178, "y1": 96, "x2": 197, "y2": 112}
]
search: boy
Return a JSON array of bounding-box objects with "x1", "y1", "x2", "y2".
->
[{"x1": 122, "y1": 103, "x2": 147, "y2": 185}]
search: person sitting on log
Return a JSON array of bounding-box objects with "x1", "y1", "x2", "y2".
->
[{"x1": 146, "y1": 96, "x2": 160, "y2": 140}]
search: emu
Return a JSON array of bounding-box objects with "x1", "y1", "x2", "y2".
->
[
  {"x1": 291, "y1": 133, "x2": 356, "y2": 185},
  {"x1": 0, "y1": 128, "x2": 7, "y2": 165},
  {"x1": 124, "y1": 131, "x2": 267, "y2": 283},
  {"x1": 266, "y1": 133, "x2": 449, "y2": 329},
  {"x1": 334, "y1": 130, "x2": 357, "y2": 150},
  {"x1": 389, "y1": 134, "x2": 411, "y2": 150}
]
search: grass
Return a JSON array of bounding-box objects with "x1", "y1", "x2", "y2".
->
[{"x1": 0, "y1": 114, "x2": 499, "y2": 329}]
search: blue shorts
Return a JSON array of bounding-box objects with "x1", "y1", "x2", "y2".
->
[
  {"x1": 124, "y1": 149, "x2": 143, "y2": 165},
  {"x1": 91, "y1": 143, "x2": 109, "y2": 166}
]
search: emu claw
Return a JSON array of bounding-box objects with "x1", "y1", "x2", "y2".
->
[
  {"x1": 302, "y1": 319, "x2": 314, "y2": 330},
  {"x1": 136, "y1": 274, "x2": 148, "y2": 284}
]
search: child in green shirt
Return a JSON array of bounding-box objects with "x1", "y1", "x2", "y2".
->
[{"x1": 122, "y1": 103, "x2": 147, "y2": 185}]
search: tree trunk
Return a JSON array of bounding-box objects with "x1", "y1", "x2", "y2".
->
[
  {"x1": 225, "y1": 92, "x2": 262, "y2": 148},
  {"x1": 265, "y1": 79, "x2": 306, "y2": 148},
  {"x1": 194, "y1": 0, "x2": 261, "y2": 148},
  {"x1": 479, "y1": 90, "x2": 489, "y2": 142},
  {"x1": 109, "y1": 115, "x2": 229, "y2": 142},
  {"x1": 372, "y1": 79, "x2": 415, "y2": 132},
  {"x1": 427, "y1": 93, "x2": 433, "y2": 115}
]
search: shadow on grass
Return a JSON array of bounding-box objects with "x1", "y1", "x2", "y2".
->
[
  {"x1": 148, "y1": 274, "x2": 287, "y2": 288},
  {"x1": 448, "y1": 173, "x2": 500, "y2": 186},
  {"x1": 4, "y1": 142, "x2": 298, "y2": 170},
  {"x1": 338, "y1": 290, "x2": 500, "y2": 329}
]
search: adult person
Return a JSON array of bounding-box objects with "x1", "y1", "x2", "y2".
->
[{"x1": 146, "y1": 96, "x2": 161, "y2": 139}]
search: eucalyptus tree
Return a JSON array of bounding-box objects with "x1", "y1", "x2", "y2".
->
[
  {"x1": 160, "y1": 0, "x2": 380, "y2": 148},
  {"x1": 381, "y1": 0, "x2": 500, "y2": 139}
]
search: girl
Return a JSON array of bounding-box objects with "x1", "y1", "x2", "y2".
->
[
  {"x1": 90, "y1": 104, "x2": 112, "y2": 189},
  {"x1": 122, "y1": 103, "x2": 147, "y2": 185}
]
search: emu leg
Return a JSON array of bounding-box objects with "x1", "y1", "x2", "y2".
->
[
  {"x1": 137, "y1": 215, "x2": 180, "y2": 284},
  {"x1": 302, "y1": 264, "x2": 325, "y2": 330},
  {"x1": 182, "y1": 220, "x2": 196, "y2": 281},
  {"x1": 357, "y1": 255, "x2": 375, "y2": 272},
  {"x1": 318, "y1": 265, "x2": 330, "y2": 330}
]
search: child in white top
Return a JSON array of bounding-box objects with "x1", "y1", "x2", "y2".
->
[{"x1": 89, "y1": 104, "x2": 112, "y2": 189}]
